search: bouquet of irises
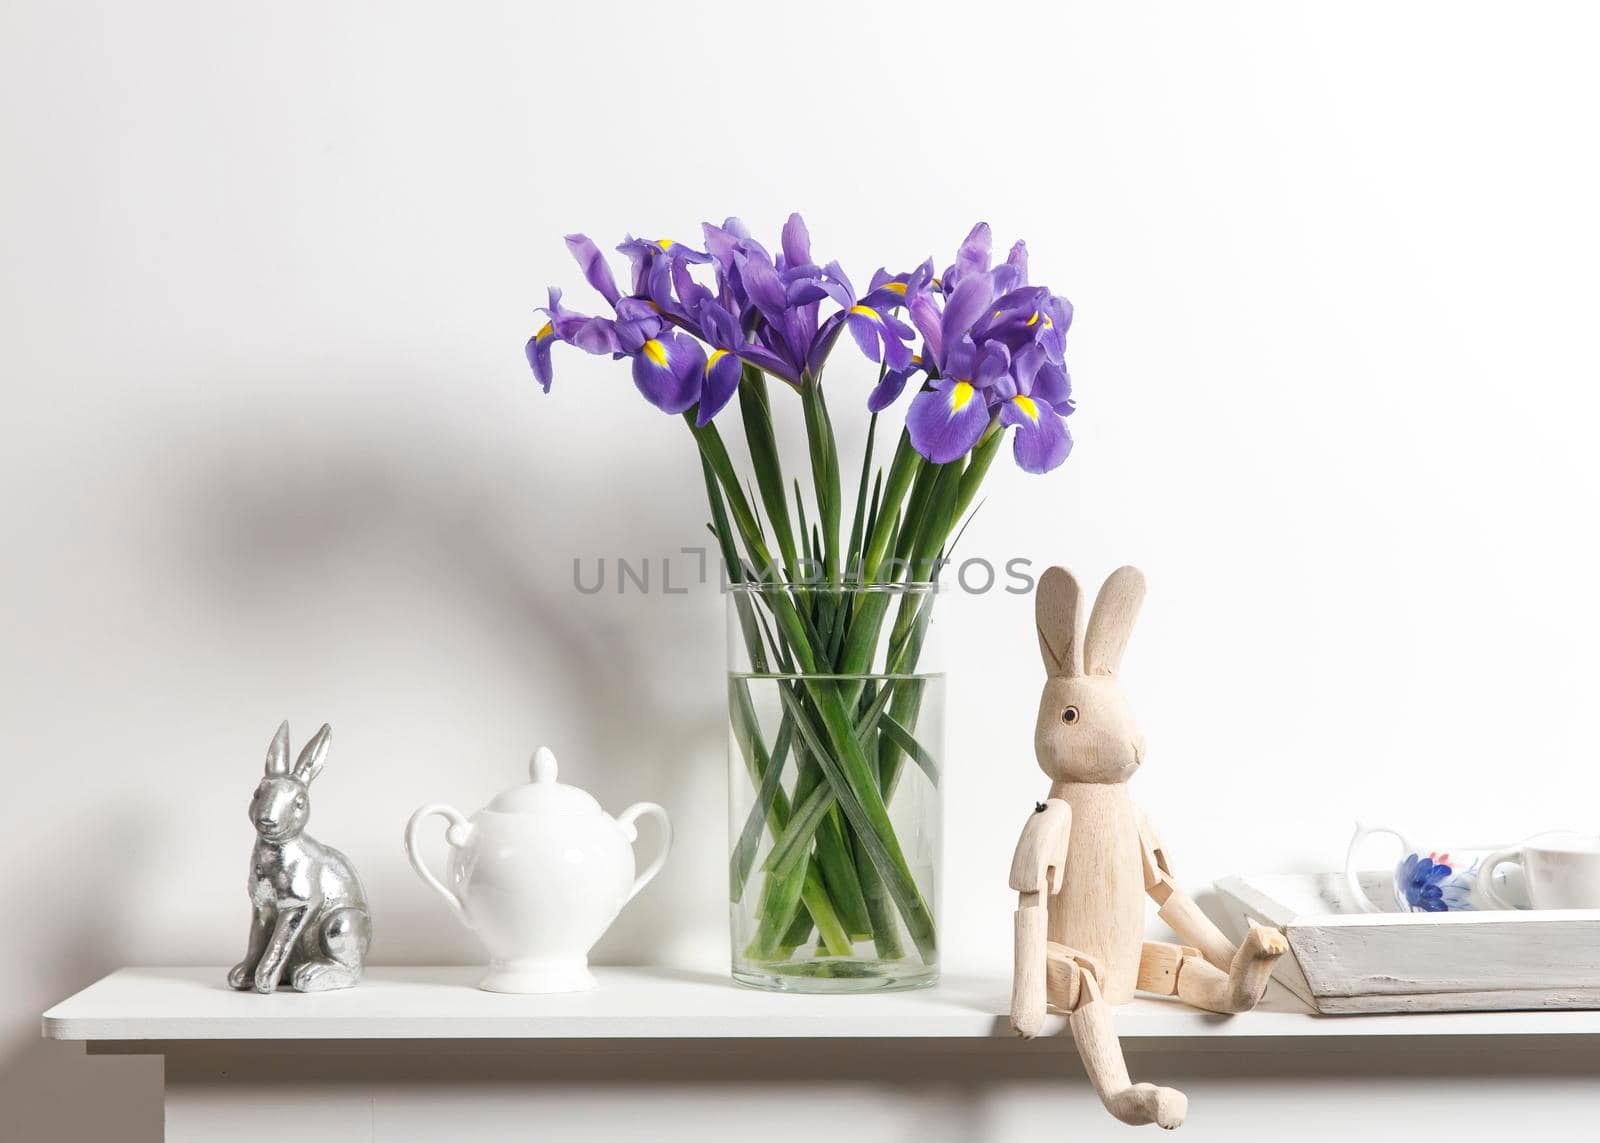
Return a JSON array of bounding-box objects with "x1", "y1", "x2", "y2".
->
[{"x1": 529, "y1": 215, "x2": 1074, "y2": 980}]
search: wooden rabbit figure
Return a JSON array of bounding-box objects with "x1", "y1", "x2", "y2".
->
[
  {"x1": 228, "y1": 722, "x2": 372, "y2": 994},
  {"x1": 1010, "y1": 567, "x2": 1288, "y2": 1129}
]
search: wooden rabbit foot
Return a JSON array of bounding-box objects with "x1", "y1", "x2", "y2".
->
[{"x1": 1069, "y1": 977, "x2": 1187, "y2": 1130}]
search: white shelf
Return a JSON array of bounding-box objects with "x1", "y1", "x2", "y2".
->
[{"x1": 41, "y1": 966, "x2": 1600, "y2": 1044}]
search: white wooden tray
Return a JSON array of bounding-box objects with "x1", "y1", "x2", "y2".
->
[{"x1": 1215, "y1": 873, "x2": 1600, "y2": 1014}]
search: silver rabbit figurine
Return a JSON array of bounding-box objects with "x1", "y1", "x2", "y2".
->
[{"x1": 228, "y1": 721, "x2": 372, "y2": 993}]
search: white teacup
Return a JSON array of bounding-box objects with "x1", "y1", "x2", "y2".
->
[{"x1": 1478, "y1": 835, "x2": 1600, "y2": 910}]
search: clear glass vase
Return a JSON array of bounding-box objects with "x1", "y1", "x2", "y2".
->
[{"x1": 726, "y1": 582, "x2": 943, "y2": 993}]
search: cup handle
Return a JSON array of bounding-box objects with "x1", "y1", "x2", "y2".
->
[
  {"x1": 617, "y1": 802, "x2": 672, "y2": 903},
  {"x1": 1476, "y1": 847, "x2": 1522, "y2": 910},
  {"x1": 1344, "y1": 820, "x2": 1409, "y2": 913},
  {"x1": 405, "y1": 804, "x2": 472, "y2": 925}
]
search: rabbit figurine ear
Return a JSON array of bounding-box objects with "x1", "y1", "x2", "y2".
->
[
  {"x1": 1035, "y1": 566, "x2": 1083, "y2": 678},
  {"x1": 265, "y1": 720, "x2": 291, "y2": 776},
  {"x1": 1084, "y1": 566, "x2": 1146, "y2": 677},
  {"x1": 294, "y1": 723, "x2": 332, "y2": 784}
]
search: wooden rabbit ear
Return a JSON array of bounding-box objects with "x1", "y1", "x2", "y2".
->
[
  {"x1": 265, "y1": 720, "x2": 291, "y2": 776},
  {"x1": 1035, "y1": 566, "x2": 1083, "y2": 677},
  {"x1": 1084, "y1": 566, "x2": 1146, "y2": 677},
  {"x1": 293, "y1": 723, "x2": 332, "y2": 784}
]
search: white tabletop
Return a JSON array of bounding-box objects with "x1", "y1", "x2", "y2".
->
[{"x1": 40, "y1": 966, "x2": 1600, "y2": 1044}]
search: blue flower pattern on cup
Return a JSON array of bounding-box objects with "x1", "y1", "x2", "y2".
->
[{"x1": 1394, "y1": 852, "x2": 1482, "y2": 912}]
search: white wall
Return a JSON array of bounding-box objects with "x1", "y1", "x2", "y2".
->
[{"x1": 4, "y1": 1, "x2": 1599, "y2": 1137}]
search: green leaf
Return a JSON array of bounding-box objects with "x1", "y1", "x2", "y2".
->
[
  {"x1": 729, "y1": 711, "x2": 794, "y2": 899},
  {"x1": 778, "y1": 680, "x2": 937, "y2": 961},
  {"x1": 878, "y1": 711, "x2": 940, "y2": 787},
  {"x1": 761, "y1": 780, "x2": 834, "y2": 877}
]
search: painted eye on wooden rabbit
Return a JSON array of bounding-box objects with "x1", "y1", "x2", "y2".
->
[{"x1": 1061, "y1": 706, "x2": 1080, "y2": 724}]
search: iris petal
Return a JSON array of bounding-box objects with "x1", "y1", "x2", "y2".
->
[
  {"x1": 697, "y1": 348, "x2": 741, "y2": 426},
  {"x1": 525, "y1": 326, "x2": 554, "y2": 392},
  {"x1": 1000, "y1": 396, "x2": 1072, "y2": 473},
  {"x1": 1031, "y1": 362, "x2": 1073, "y2": 411},
  {"x1": 867, "y1": 356, "x2": 924, "y2": 413},
  {"x1": 564, "y1": 234, "x2": 622, "y2": 306},
  {"x1": 780, "y1": 213, "x2": 812, "y2": 270},
  {"x1": 909, "y1": 293, "x2": 943, "y2": 365},
  {"x1": 906, "y1": 380, "x2": 992, "y2": 464},
  {"x1": 631, "y1": 332, "x2": 705, "y2": 414},
  {"x1": 940, "y1": 272, "x2": 994, "y2": 358},
  {"x1": 845, "y1": 308, "x2": 884, "y2": 363}
]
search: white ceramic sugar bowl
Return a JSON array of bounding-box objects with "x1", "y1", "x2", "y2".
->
[{"x1": 404, "y1": 748, "x2": 671, "y2": 993}]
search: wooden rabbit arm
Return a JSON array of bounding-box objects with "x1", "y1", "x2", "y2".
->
[
  {"x1": 1138, "y1": 810, "x2": 1237, "y2": 972},
  {"x1": 1011, "y1": 798, "x2": 1072, "y2": 893},
  {"x1": 1010, "y1": 799, "x2": 1071, "y2": 1037}
]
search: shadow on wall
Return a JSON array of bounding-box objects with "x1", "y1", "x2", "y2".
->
[
  {"x1": 4, "y1": 386, "x2": 725, "y2": 1140},
  {"x1": 173, "y1": 389, "x2": 728, "y2": 965}
]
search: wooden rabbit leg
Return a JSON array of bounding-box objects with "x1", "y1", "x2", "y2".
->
[
  {"x1": 1137, "y1": 931, "x2": 1288, "y2": 1014},
  {"x1": 1070, "y1": 971, "x2": 1188, "y2": 1129},
  {"x1": 1139, "y1": 809, "x2": 1287, "y2": 1007}
]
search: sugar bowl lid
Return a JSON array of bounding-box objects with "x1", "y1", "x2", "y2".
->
[{"x1": 486, "y1": 747, "x2": 603, "y2": 815}]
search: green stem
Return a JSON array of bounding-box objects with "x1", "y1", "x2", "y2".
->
[
  {"x1": 799, "y1": 376, "x2": 843, "y2": 584},
  {"x1": 738, "y1": 367, "x2": 798, "y2": 580}
]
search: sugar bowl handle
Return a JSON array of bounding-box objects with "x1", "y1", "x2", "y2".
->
[
  {"x1": 617, "y1": 802, "x2": 672, "y2": 903},
  {"x1": 405, "y1": 804, "x2": 472, "y2": 925},
  {"x1": 1344, "y1": 820, "x2": 1409, "y2": 914}
]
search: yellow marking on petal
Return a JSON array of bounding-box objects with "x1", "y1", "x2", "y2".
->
[
  {"x1": 658, "y1": 238, "x2": 675, "y2": 249},
  {"x1": 848, "y1": 304, "x2": 883, "y2": 324},
  {"x1": 1013, "y1": 395, "x2": 1040, "y2": 422},
  {"x1": 882, "y1": 281, "x2": 907, "y2": 295},
  {"x1": 950, "y1": 381, "x2": 976, "y2": 412},
  {"x1": 706, "y1": 348, "x2": 729, "y2": 374},
  {"x1": 911, "y1": 354, "x2": 923, "y2": 365},
  {"x1": 644, "y1": 299, "x2": 661, "y2": 312},
  {"x1": 1043, "y1": 314, "x2": 1054, "y2": 329},
  {"x1": 641, "y1": 339, "x2": 669, "y2": 368},
  {"x1": 535, "y1": 322, "x2": 554, "y2": 341},
  {"x1": 1026, "y1": 311, "x2": 1040, "y2": 327}
]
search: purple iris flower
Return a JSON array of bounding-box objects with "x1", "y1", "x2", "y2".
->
[
  {"x1": 530, "y1": 236, "x2": 742, "y2": 421},
  {"x1": 615, "y1": 309, "x2": 707, "y2": 416},
  {"x1": 996, "y1": 349, "x2": 1074, "y2": 474},
  {"x1": 939, "y1": 223, "x2": 1029, "y2": 298},
  {"x1": 526, "y1": 287, "x2": 620, "y2": 392},
  {"x1": 867, "y1": 350, "x2": 927, "y2": 413},
  {"x1": 888, "y1": 224, "x2": 1076, "y2": 473},
  {"x1": 903, "y1": 332, "x2": 1073, "y2": 472},
  {"x1": 904, "y1": 334, "x2": 1008, "y2": 463},
  {"x1": 698, "y1": 213, "x2": 913, "y2": 386},
  {"x1": 804, "y1": 264, "x2": 912, "y2": 372},
  {"x1": 694, "y1": 300, "x2": 746, "y2": 425},
  {"x1": 528, "y1": 213, "x2": 1073, "y2": 467}
]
